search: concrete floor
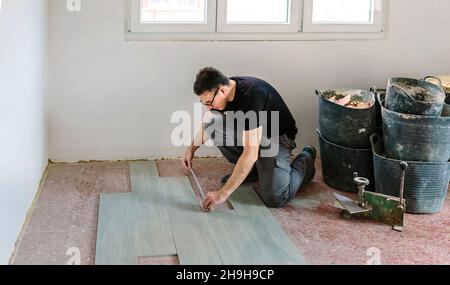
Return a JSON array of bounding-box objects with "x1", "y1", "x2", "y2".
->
[{"x1": 10, "y1": 158, "x2": 450, "y2": 265}]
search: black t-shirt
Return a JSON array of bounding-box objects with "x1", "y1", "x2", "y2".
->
[{"x1": 223, "y1": 76, "x2": 298, "y2": 140}]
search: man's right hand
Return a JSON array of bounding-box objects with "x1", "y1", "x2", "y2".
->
[{"x1": 181, "y1": 148, "x2": 194, "y2": 169}]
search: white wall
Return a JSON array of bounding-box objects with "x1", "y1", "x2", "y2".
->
[
  {"x1": 48, "y1": 0, "x2": 450, "y2": 162},
  {"x1": 0, "y1": 0, "x2": 48, "y2": 264}
]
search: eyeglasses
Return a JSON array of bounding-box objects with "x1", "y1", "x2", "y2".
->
[{"x1": 200, "y1": 88, "x2": 219, "y2": 106}]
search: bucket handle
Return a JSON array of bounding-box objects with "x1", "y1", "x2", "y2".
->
[
  {"x1": 371, "y1": 86, "x2": 386, "y2": 104},
  {"x1": 421, "y1": 76, "x2": 446, "y2": 94},
  {"x1": 316, "y1": 128, "x2": 322, "y2": 137},
  {"x1": 370, "y1": 133, "x2": 380, "y2": 150},
  {"x1": 422, "y1": 76, "x2": 443, "y2": 88},
  {"x1": 389, "y1": 83, "x2": 414, "y2": 101},
  {"x1": 376, "y1": 90, "x2": 383, "y2": 105}
]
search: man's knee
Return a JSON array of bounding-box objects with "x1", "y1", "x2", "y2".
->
[{"x1": 261, "y1": 192, "x2": 289, "y2": 208}]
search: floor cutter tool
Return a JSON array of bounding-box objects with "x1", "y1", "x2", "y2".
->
[{"x1": 334, "y1": 162, "x2": 408, "y2": 232}]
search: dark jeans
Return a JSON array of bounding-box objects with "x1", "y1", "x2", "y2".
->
[{"x1": 213, "y1": 128, "x2": 314, "y2": 208}]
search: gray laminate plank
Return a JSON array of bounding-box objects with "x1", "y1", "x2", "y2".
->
[
  {"x1": 95, "y1": 193, "x2": 137, "y2": 265},
  {"x1": 207, "y1": 187, "x2": 307, "y2": 265},
  {"x1": 164, "y1": 177, "x2": 222, "y2": 265}
]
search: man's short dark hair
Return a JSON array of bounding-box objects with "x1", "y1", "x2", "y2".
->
[{"x1": 193, "y1": 67, "x2": 230, "y2": 96}]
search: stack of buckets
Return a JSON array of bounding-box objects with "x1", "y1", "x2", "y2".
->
[
  {"x1": 316, "y1": 89, "x2": 378, "y2": 193},
  {"x1": 374, "y1": 77, "x2": 450, "y2": 214}
]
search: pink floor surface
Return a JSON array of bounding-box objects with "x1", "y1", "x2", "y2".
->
[{"x1": 10, "y1": 158, "x2": 450, "y2": 265}]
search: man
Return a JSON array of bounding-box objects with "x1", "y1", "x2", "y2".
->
[{"x1": 181, "y1": 67, "x2": 316, "y2": 211}]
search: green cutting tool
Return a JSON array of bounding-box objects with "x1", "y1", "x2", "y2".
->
[{"x1": 334, "y1": 162, "x2": 408, "y2": 232}]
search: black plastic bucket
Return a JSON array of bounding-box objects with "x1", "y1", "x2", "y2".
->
[
  {"x1": 317, "y1": 129, "x2": 374, "y2": 193},
  {"x1": 380, "y1": 99, "x2": 450, "y2": 162},
  {"x1": 386, "y1": 77, "x2": 446, "y2": 116},
  {"x1": 317, "y1": 89, "x2": 376, "y2": 148},
  {"x1": 371, "y1": 134, "x2": 450, "y2": 214}
]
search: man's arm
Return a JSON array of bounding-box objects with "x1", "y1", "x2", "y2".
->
[
  {"x1": 191, "y1": 125, "x2": 206, "y2": 152},
  {"x1": 202, "y1": 127, "x2": 262, "y2": 211},
  {"x1": 181, "y1": 125, "x2": 206, "y2": 169}
]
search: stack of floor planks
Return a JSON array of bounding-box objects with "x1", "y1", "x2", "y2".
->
[{"x1": 95, "y1": 161, "x2": 306, "y2": 265}]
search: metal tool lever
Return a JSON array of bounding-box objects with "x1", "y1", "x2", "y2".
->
[
  {"x1": 392, "y1": 161, "x2": 408, "y2": 232},
  {"x1": 398, "y1": 162, "x2": 408, "y2": 211}
]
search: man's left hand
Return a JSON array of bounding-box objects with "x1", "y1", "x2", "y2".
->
[{"x1": 202, "y1": 190, "x2": 228, "y2": 212}]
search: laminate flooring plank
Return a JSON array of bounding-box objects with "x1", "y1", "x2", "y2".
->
[
  {"x1": 228, "y1": 187, "x2": 307, "y2": 265},
  {"x1": 129, "y1": 161, "x2": 160, "y2": 194},
  {"x1": 95, "y1": 193, "x2": 137, "y2": 265},
  {"x1": 129, "y1": 162, "x2": 177, "y2": 258},
  {"x1": 96, "y1": 162, "x2": 177, "y2": 264},
  {"x1": 164, "y1": 177, "x2": 222, "y2": 265},
  {"x1": 208, "y1": 187, "x2": 307, "y2": 265}
]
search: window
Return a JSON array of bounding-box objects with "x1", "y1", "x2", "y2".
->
[
  {"x1": 227, "y1": 0, "x2": 290, "y2": 23},
  {"x1": 127, "y1": 0, "x2": 385, "y2": 39},
  {"x1": 140, "y1": 0, "x2": 207, "y2": 23},
  {"x1": 217, "y1": 0, "x2": 301, "y2": 33},
  {"x1": 303, "y1": 0, "x2": 384, "y2": 33},
  {"x1": 130, "y1": 0, "x2": 217, "y2": 33},
  {"x1": 312, "y1": 0, "x2": 374, "y2": 24}
]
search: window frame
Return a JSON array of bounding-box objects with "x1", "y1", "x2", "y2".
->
[
  {"x1": 302, "y1": 0, "x2": 385, "y2": 33},
  {"x1": 216, "y1": 0, "x2": 302, "y2": 34},
  {"x1": 130, "y1": 0, "x2": 217, "y2": 33},
  {"x1": 126, "y1": 0, "x2": 386, "y2": 41}
]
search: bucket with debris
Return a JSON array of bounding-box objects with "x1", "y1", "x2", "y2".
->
[
  {"x1": 316, "y1": 89, "x2": 377, "y2": 149},
  {"x1": 386, "y1": 77, "x2": 446, "y2": 116},
  {"x1": 380, "y1": 97, "x2": 450, "y2": 162}
]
